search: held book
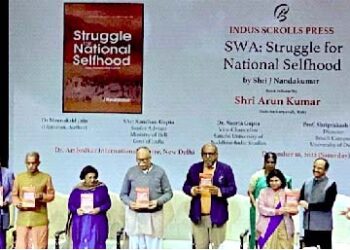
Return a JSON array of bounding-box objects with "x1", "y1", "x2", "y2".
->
[
  {"x1": 199, "y1": 173, "x2": 213, "y2": 187},
  {"x1": 22, "y1": 186, "x2": 36, "y2": 208},
  {"x1": 0, "y1": 186, "x2": 3, "y2": 207},
  {"x1": 285, "y1": 189, "x2": 300, "y2": 215},
  {"x1": 135, "y1": 187, "x2": 150, "y2": 208},
  {"x1": 81, "y1": 193, "x2": 94, "y2": 213}
]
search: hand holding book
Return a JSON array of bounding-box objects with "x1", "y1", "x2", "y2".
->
[
  {"x1": 81, "y1": 193, "x2": 94, "y2": 213},
  {"x1": 208, "y1": 186, "x2": 220, "y2": 196},
  {"x1": 148, "y1": 200, "x2": 157, "y2": 209},
  {"x1": 77, "y1": 208, "x2": 85, "y2": 216},
  {"x1": 88, "y1": 207, "x2": 100, "y2": 215},
  {"x1": 191, "y1": 186, "x2": 202, "y2": 196},
  {"x1": 199, "y1": 173, "x2": 213, "y2": 187},
  {"x1": 285, "y1": 189, "x2": 300, "y2": 215},
  {"x1": 35, "y1": 192, "x2": 44, "y2": 200},
  {"x1": 22, "y1": 187, "x2": 36, "y2": 208},
  {"x1": 135, "y1": 187, "x2": 150, "y2": 209}
]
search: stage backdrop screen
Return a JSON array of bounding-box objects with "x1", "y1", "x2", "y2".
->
[{"x1": 9, "y1": 0, "x2": 350, "y2": 202}]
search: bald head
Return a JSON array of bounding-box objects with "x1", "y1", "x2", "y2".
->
[{"x1": 136, "y1": 147, "x2": 152, "y2": 170}]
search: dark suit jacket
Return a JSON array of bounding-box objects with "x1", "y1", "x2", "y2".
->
[{"x1": 183, "y1": 161, "x2": 237, "y2": 226}]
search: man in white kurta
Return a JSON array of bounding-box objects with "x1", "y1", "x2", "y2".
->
[{"x1": 120, "y1": 147, "x2": 173, "y2": 249}]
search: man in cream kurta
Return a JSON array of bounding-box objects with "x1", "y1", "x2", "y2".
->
[
  {"x1": 12, "y1": 152, "x2": 55, "y2": 249},
  {"x1": 120, "y1": 147, "x2": 173, "y2": 249}
]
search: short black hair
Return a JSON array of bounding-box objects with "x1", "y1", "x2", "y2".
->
[
  {"x1": 266, "y1": 169, "x2": 286, "y2": 188},
  {"x1": 25, "y1": 151, "x2": 40, "y2": 163},
  {"x1": 313, "y1": 157, "x2": 330, "y2": 171},
  {"x1": 264, "y1": 152, "x2": 277, "y2": 164},
  {"x1": 79, "y1": 165, "x2": 98, "y2": 180}
]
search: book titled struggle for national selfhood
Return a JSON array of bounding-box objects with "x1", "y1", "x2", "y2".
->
[
  {"x1": 135, "y1": 187, "x2": 150, "y2": 208},
  {"x1": 22, "y1": 186, "x2": 36, "y2": 208},
  {"x1": 81, "y1": 193, "x2": 94, "y2": 213},
  {"x1": 285, "y1": 189, "x2": 300, "y2": 214},
  {"x1": 199, "y1": 173, "x2": 213, "y2": 187},
  {"x1": 63, "y1": 3, "x2": 144, "y2": 114}
]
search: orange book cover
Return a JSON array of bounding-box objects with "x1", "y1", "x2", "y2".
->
[
  {"x1": 199, "y1": 173, "x2": 213, "y2": 187},
  {"x1": 285, "y1": 189, "x2": 300, "y2": 215},
  {"x1": 135, "y1": 187, "x2": 149, "y2": 208},
  {"x1": 63, "y1": 3, "x2": 144, "y2": 113}
]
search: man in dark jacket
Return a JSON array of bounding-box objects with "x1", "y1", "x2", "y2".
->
[
  {"x1": 299, "y1": 157, "x2": 337, "y2": 249},
  {"x1": 0, "y1": 156, "x2": 14, "y2": 249},
  {"x1": 183, "y1": 143, "x2": 237, "y2": 249}
]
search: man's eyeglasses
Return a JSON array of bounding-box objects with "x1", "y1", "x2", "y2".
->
[
  {"x1": 137, "y1": 157, "x2": 150, "y2": 163},
  {"x1": 202, "y1": 152, "x2": 216, "y2": 156}
]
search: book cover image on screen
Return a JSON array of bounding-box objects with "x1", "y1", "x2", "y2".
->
[{"x1": 63, "y1": 3, "x2": 144, "y2": 114}]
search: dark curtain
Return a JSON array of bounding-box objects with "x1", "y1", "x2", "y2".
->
[{"x1": 0, "y1": 0, "x2": 9, "y2": 166}]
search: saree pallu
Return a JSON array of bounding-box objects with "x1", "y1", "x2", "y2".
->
[
  {"x1": 258, "y1": 202, "x2": 292, "y2": 249},
  {"x1": 262, "y1": 220, "x2": 293, "y2": 249}
]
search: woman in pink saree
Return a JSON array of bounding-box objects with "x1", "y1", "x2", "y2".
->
[{"x1": 256, "y1": 169, "x2": 297, "y2": 249}]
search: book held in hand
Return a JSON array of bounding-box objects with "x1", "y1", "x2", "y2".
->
[
  {"x1": 135, "y1": 187, "x2": 150, "y2": 208},
  {"x1": 22, "y1": 186, "x2": 36, "y2": 208},
  {"x1": 81, "y1": 193, "x2": 94, "y2": 213},
  {"x1": 0, "y1": 186, "x2": 3, "y2": 207},
  {"x1": 285, "y1": 189, "x2": 300, "y2": 215},
  {"x1": 199, "y1": 173, "x2": 213, "y2": 187}
]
